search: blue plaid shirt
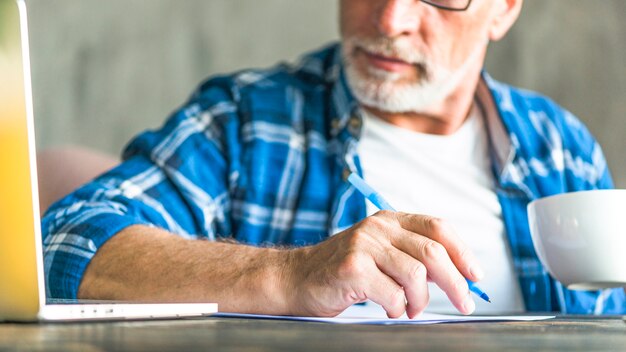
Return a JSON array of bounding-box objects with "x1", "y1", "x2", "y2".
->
[{"x1": 42, "y1": 44, "x2": 625, "y2": 314}]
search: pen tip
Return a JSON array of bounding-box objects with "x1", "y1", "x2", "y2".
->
[{"x1": 488, "y1": 300, "x2": 492, "y2": 303}]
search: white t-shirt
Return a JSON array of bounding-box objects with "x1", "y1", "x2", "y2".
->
[{"x1": 357, "y1": 106, "x2": 526, "y2": 314}]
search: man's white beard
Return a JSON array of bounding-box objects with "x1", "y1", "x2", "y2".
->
[{"x1": 342, "y1": 36, "x2": 482, "y2": 114}]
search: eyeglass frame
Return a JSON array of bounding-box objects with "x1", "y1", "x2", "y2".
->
[{"x1": 420, "y1": 0, "x2": 473, "y2": 12}]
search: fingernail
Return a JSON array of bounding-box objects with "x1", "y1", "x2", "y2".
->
[
  {"x1": 463, "y1": 295, "x2": 476, "y2": 315},
  {"x1": 470, "y1": 265, "x2": 485, "y2": 281}
]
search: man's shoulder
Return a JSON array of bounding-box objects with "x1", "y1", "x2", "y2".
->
[
  {"x1": 484, "y1": 74, "x2": 611, "y2": 190},
  {"x1": 484, "y1": 74, "x2": 594, "y2": 150},
  {"x1": 484, "y1": 74, "x2": 566, "y2": 122},
  {"x1": 126, "y1": 44, "x2": 342, "y2": 160},
  {"x1": 190, "y1": 43, "x2": 341, "y2": 106}
]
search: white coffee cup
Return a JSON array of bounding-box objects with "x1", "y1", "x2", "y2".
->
[{"x1": 527, "y1": 190, "x2": 626, "y2": 290}]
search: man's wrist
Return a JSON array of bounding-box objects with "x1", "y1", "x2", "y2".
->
[{"x1": 270, "y1": 246, "x2": 306, "y2": 316}]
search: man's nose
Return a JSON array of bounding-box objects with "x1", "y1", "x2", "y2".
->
[{"x1": 374, "y1": 0, "x2": 421, "y2": 38}]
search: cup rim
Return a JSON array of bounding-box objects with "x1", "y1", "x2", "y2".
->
[{"x1": 528, "y1": 189, "x2": 626, "y2": 208}]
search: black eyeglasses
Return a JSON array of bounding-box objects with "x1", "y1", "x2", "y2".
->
[{"x1": 420, "y1": 0, "x2": 473, "y2": 11}]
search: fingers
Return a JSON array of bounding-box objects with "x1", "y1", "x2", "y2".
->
[
  {"x1": 336, "y1": 212, "x2": 480, "y2": 317},
  {"x1": 392, "y1": 212, "x2": 484, "y2": 282},
  {"x1": 373, "y1": 248, "x2": 429, "y2": 318},
  {"x1": 359, "y1": 260, "x2": 408, "y2": 318},
  {"x1": 390, "y1": 225, "x2": 475, "y2": 315}
]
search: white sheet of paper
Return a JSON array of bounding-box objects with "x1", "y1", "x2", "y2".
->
[{"x1": 215, "y1": 302, "x2": 555, "y2": 325}]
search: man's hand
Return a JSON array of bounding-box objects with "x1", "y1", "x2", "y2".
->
[
  {"x1": 284, "y1": 211, "x2": 484, "y2": 318},
  {"x1": 78, "y1": 213, "x2": 483, "y2": 318}
]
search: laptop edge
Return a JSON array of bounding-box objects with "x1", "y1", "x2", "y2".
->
[{"x1": 0, "y1": 0, "x2": 217, "y2": 322}]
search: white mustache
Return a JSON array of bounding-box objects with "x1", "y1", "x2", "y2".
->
[{"x1": 345, "y1": 36, "x2": 431, "y2": 67}]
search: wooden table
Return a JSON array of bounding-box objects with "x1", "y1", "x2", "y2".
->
[{"x1": 1, "y1": 315, "x2": 625, "y2": 351}]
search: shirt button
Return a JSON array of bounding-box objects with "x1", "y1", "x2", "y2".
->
[
  {"x1": 331, "y1": 118, "x2": 341, "y2": 130},
  {"x1": 342, "y1": 167, "x2": 351, "y2": 181},
  {"x1": 348, "y1": 116, "x2": 362, "y2": 136},
  {"x1": 349, "y1": 116, "x2": 362, "y2": 130}
]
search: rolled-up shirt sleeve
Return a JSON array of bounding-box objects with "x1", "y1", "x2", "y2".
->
[{"x1": 41, "y1": 80, "x2": 238, "y2": 299}]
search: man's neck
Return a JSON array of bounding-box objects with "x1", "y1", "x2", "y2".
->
[{"x1": 362, "y1": 69, "x2": 482, "y2": 136}]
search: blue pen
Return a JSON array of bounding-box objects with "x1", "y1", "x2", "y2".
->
[
  {"x1": 466, "y1": 278, "x2": 491, "y2": 303},
  {"x1": 347, "y1": 172, "x2": 491, "y2": 304}
]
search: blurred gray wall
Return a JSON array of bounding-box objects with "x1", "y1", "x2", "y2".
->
[
  {"x1": 28, "y1": 0, "x2": 626, "y2": 186},
  {"x1": 28, "y1": 0, "x2": 340, "y2": 152}
]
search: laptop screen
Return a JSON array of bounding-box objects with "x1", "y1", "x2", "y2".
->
[{"x1": 0, "y1": 0, "x2": 43, "y2": 320}]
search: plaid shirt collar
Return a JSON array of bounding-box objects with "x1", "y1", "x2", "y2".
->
[
  {"x1": 326, "y1": 46, "x2": 531, "y2": 227},
  {"x1": 326, "y1": 45, "x2": 524, "y2": 188}
]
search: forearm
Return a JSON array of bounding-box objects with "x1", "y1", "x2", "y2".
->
[{"x1": 77, "y1": 225, "x2": 294, "y2": 315}]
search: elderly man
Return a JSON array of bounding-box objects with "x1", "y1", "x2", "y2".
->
[{"x1": 42, "y1": 0, "x2": 625, "y2": 317}]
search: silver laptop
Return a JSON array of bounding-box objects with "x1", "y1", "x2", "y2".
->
[{"x1": 0, "y1": 0, "x2": 218, "y2": 322}]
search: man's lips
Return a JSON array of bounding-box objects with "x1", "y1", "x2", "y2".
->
[{"x1": 358, "y1": 48, "x2": 415, "y2": 73}]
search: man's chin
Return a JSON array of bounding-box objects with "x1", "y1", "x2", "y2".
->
[
  {"x1": 346, "y1": 65, "x2": 449, "y2": 113},
  {"x1": 350, "y1": 85, "x2": 443, "y2": 114}
]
